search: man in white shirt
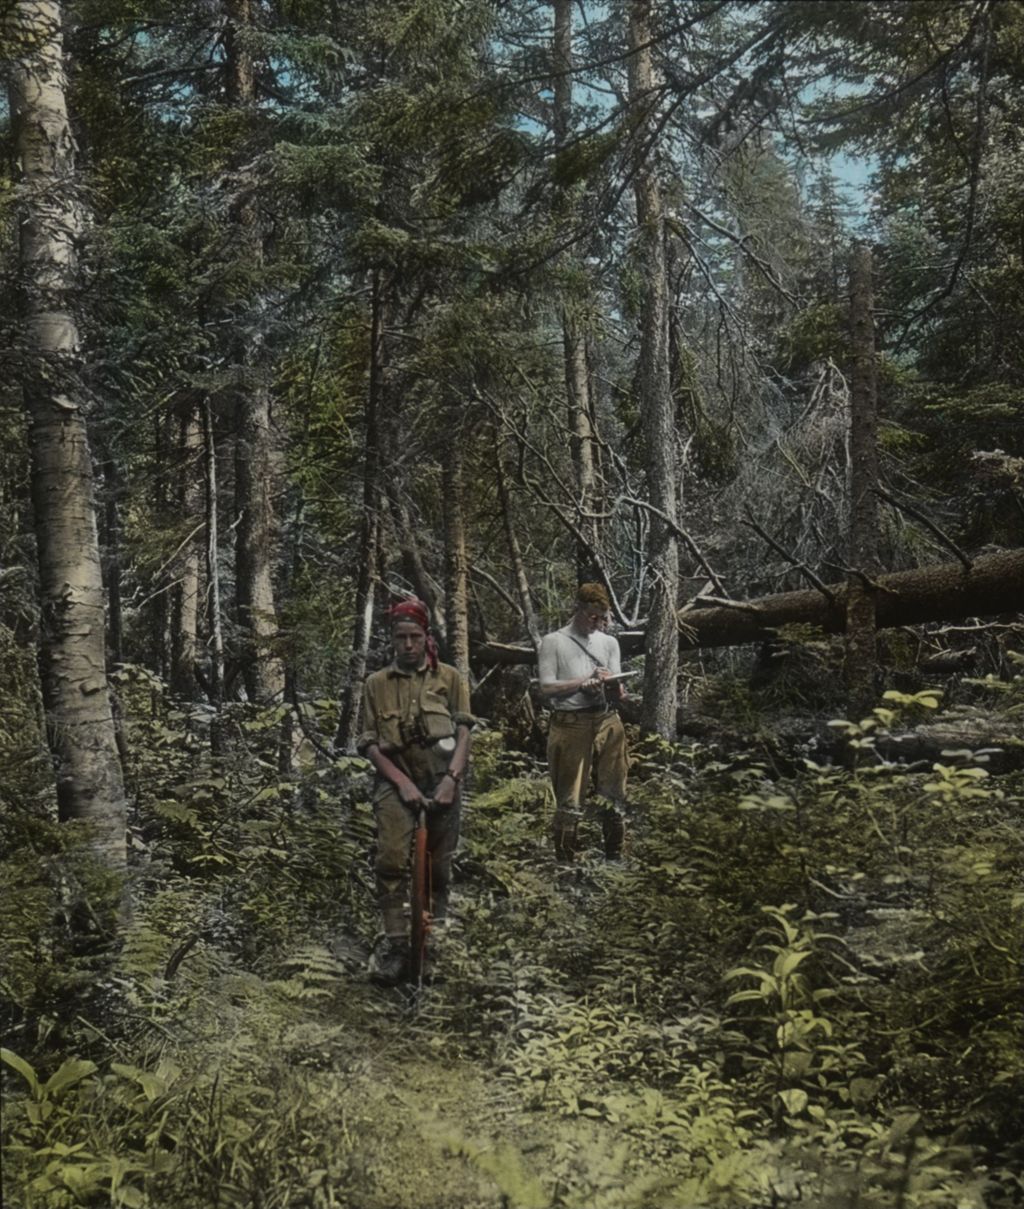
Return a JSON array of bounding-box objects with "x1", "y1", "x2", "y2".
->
[{"x1": 537, "y1": 583, "x2": 630, "y2": 862}]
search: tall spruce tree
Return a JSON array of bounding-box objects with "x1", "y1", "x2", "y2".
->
[{"x1": 628, "y1": 0, "x2": 680, "y2": 738}]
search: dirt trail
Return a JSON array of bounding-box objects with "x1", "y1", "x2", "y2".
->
[{"x1": 303, "y1": 827, "x2": 630, "y2": 1209}]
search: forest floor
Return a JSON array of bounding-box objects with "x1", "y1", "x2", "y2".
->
[{"x1": 3, "y1": 698, "x2": 1024, "y2": 1209}]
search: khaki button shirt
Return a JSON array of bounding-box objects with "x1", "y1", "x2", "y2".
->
[{"x1": 357, "y1": 661, "x2": 473, "y2": 769}]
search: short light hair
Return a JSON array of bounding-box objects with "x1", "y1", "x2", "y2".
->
[{"x1": 576, "y1": 582, "x2": 611, "y2": 611}]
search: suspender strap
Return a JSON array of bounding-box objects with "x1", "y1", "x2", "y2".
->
[
  {"x1": 563, "y1": 631, "x2": 612, "y2": 707},
  {"x1": 566, "y1": 632, "x2": 602, "y2": 667}
]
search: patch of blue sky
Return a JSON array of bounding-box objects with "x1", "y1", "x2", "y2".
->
[
  {"x1": 798, "y1": 77, "x2": 880, "y2": 228},
  {"x1": 829, "y1": 151, "x2": 875, "y2": 221},
  {"x1": 515, "y1": 5, "x2": 882, "y2": 230}
]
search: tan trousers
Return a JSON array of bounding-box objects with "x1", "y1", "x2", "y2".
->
[
  {"x1": 547, "y1": 709, "x2": 628, "y2": 858},
  {"x1": 372, "y1": 743, "x2": 459, "y2": 938}
]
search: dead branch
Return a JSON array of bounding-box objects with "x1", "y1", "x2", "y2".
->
[
  {"x1": 873, "y1": 485, "x2": 972, "y2": 570},
  {"x1": 741, "y1": 508, "x2": 836, "y2": 603},
  {"x1": 617, "y1": 494, "x2": 728, "y2": 596}
]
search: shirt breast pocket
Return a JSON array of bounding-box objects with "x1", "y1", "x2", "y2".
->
[
  {"x1": 376, "y1": 710, "x2": 404, "y2": 749},
  {"x1": 419, "y1": 690, "x2": 455, "y2": 742}
]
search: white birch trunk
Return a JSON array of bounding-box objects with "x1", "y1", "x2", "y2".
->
[{"x1": 7, "y1": 0, "x2": 126, "y2": 865}]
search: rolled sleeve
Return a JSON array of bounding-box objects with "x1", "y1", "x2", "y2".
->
[
  {"x1": 355, "y1": 680, "x2": 380, "y2": 755},
  {"x1": 449, "y1": 669, "x2": 475, "y2": 729}
]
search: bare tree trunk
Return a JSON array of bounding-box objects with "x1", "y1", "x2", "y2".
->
[
  {"x1": 235, "y1": 379, "x2": 284, "y2": 702},
  {"x1": 148, "y1": 410, "x2": 172, "y2": 681},
  {"x1": 629, "y1": 0, "x2": 679, "y2": 738},
  {"x1": 170, "y1": 400, "x2": 202, "y2": 699},
  {"x1": 386, "y1": 481, "x2": 444, "y2": 630},
  {"x1": 673, "y1": 551, "x2": 1024, "y2": 650},
  {"x1": 552, "y1": 0, "x2": 572, "y2": 149},
  {"x1": 278, "y1": 492, "x2": 304, "y2": 776},
  {"x1": 564, "y1": 323, "x2": 599, "y2": 578},
  {"x1": 97, "y1": 439, "x2": 131, "y2": 776},
  {"x1": 335, "y1": 513, "x2": 378, "y2": 752},
  {"x1": 442, "y1": 434, "x2": 471, "y2": 679},
  {"x1": 553, "y1": 0, "x2": 599, "y2": 579},
  {"x1": 335, "y1": 272, "x2": 386, "y2": 752},
  {"x1": 95, "y1": 428, "x2": 124, "y2": 668},
  {"x1": 496, "y1": 442, "x2": 541, "y2": 652},
  {"x1": 224, "y1": 0, "x2": 284, "y2": 706},
  {"x1": 7, "y1": 0, "x2": 126, "y2": 866},
  {"x1": 475, "y1": 550, "x2": 1024, "y2": 665},
  {"x1": 223, "y1": 0, "x2": 254, "y2": 104},
  {"x1": 203, "y1": 399, "x2": 225, "y2": 710},
  {"x1": 846, "y1": 244, "x2": 880, "y2": 714}
]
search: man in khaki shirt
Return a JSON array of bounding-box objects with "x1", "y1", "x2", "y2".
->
[{"x1": 357, "y1": 598, "x2": 472, "y2": 984}]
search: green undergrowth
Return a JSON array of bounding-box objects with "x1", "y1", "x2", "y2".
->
[{"x1": 2, "y1": 673, "x2": 1023, "y2": 1208}]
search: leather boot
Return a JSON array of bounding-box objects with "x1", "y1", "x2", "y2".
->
[
  {"x1": 372, "y1": 938, "x2": 409, "y2": 986},
  {"x1": 602, "y1": 811, "x2": 626, "y2": 861},
  {"x1": 553, "y1": 822, "x2": 579, "y2": 863}
]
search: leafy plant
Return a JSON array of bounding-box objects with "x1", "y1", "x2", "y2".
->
[{"x1": 1, "y1": 1049, "x2": 179, "y2": 1208}]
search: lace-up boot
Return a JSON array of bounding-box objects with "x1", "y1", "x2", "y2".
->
[
  {"x1": 372, "y1": 938, "x2": 409, "y2": 986},
  {"x1": 553, "y1": 822, "x2": 579, "y2": 863},
  {"x1": 602, "y1": 811, "x2": 626, "y2": 861}
]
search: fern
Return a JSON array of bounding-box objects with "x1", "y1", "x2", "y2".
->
[{"x1": 270, "y1": 945, "x2": 345, "y2": 1001}]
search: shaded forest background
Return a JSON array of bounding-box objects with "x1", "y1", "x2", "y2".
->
[{"x1": 1, "y1": 1, "x2": 1022, "y2": 1207}]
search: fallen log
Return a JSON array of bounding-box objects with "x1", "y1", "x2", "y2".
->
[
  {"x1": 473, "y1": 549, "x2": 1024, "y2": 666},
  {"x1": 870, "y1": 712, "x2": 1024, "y2": 774}
]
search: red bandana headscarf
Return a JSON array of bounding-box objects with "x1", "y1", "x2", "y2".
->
[{"x1": 388, "y1": 597, "x2": 439, "y2": 670}]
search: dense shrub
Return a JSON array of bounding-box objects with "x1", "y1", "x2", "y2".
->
[{"x1": 2, "y1": 687, "x2": 1021, "y2": 1207}]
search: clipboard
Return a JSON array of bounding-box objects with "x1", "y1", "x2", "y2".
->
[{"x1": 601, "y1": 671, "x2": 638, "y2": 684}]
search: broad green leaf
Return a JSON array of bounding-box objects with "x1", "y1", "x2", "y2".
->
[
  {"x1": 138, "y1": 1072, "x2": 168, "y2": 1101},
  {"x1": 723, "y1": 966, "x2": 771, "y2": 982},
  {"x1": 778, "y1": 1088, "x2": 808, "y2": 1115},
  {"x1": 887, "y1": 1112, "x2": 920, "y2": 1144},
  {"x1": 44, "y1": 1058, "x2": 97, "y2": 1097},
  {"x1": 782, "y1": 1051, "x2": 813, "y2": 1077},
  {"x1": 774, "y1": 950, "x2": 811, "y2": 978},
  {"x1": 726, "y1": 988, "x2": 770, "y2": 1005},
  {"x1": 1, "y1": 1047, "x2": 39, "y2": 1096}
]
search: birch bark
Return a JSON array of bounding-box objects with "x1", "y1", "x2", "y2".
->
[
  {"x1": 170, "y1": 401, "x2": 203, "y2": 699},
  {"x1": 7, "y1": 0, "x2": 126, "y2": 865}
]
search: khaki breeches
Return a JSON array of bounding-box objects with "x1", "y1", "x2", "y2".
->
[
  {"x1": 372, "y1": 745, "x2": 459, "y2": 937},
  {"x1": 547, "y1": 709, "x2": 628, "y2": 827}
]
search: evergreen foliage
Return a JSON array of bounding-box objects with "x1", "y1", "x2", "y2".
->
[{"x1": 3, "y1": 0, "x2": 1023, "y2": 1203}]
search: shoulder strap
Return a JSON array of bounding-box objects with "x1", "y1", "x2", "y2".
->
[{"x1": 566, "y1": 631, "x2": 602, "y2": 667}]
